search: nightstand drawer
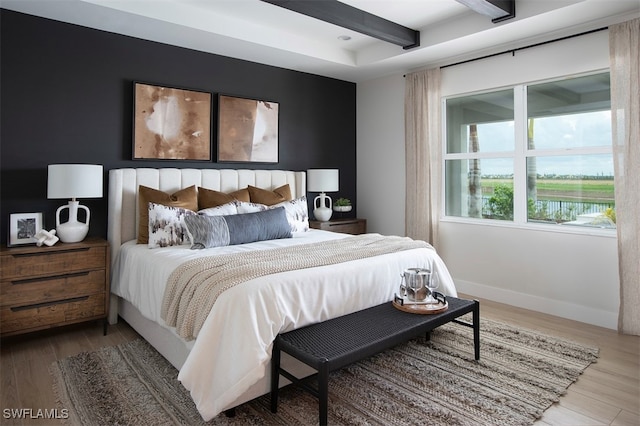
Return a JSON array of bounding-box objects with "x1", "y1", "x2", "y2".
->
[
  {"x1": 324, "y1": 222, "x2": 366, "y2": 234},
  {"x1": 310, "y1": 218, "x2": 367, "y2": 235},
  {"x1": 0, "y1": 292, "x2": 106, "y2": 335},
  {"x1": 0, "y1": 246, "x2": 107, "y2": 280},
  {"x1": 1, "y1": 269, "x2": 106, "y2": 307}
]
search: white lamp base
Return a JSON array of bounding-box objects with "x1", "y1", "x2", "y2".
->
[
  {"x1": 56, "y1": 200, "x2": 91, "y2": 243},
  {"x1": 56, "y1": 221, "x2": 89, "y2": 243},
  {"x1": 313, "y1": 193, "x2": 333, "y2": 221},
  {"x1": 313, "y1": 207, "x2": 333, "y2": 222}
]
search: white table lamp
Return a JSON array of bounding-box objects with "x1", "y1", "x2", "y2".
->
[
  {"x1": 307, "y1": 169, "x2": 339, "y2": 222},
  {"x1": 47, "y1": 164, "x2": 103, "y2": 243}
]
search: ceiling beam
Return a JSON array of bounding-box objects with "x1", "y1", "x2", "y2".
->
[
  {"x1": 455, "y1": 0, "x2": 515, "y2": 23},
  {"x1": 260, "y1": 0, "x2": 420, "y2": 49}
]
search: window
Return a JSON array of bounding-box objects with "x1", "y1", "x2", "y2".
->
[{"x1": 444, "y1": 72, "x2": 615, "y2": 229}]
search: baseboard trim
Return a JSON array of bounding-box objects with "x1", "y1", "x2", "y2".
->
[{"x1": 455, "y1": 279, "x2": 618, "y2": 330}]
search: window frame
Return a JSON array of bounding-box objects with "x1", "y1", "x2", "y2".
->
[{"x1": 441, "y1": 71, "x2": 616, "y2": 236}]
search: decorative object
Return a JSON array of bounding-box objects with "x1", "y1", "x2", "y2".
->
[
  {"x1": 307, "y1": 169, "x2": 339, "y2": 221},
  {"x1": 218, "y1": 94, "x2": 279, "y2": 163},
  {"x1": 333, "y1": 197, "x2": 352, "y2": 212},
  {"x1": 133, "y1": 82, "x2": 212, "y2": 161},
  {"x1": 50, "y1": 319, "x2": 599, "y2": 425},
  {"x1": 47, "y1": 164, "x2": 103, "y2": 243},
  {"x1": 33, "y1": 229, "x2": 59, "y2": 247},
  {"x1": 7, "y1": 212, "x2": 44, "y2": 246}
]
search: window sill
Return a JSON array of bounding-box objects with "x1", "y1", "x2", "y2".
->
[{"x1": 439, "y1": 216, "x2": 617, "y2": 238}]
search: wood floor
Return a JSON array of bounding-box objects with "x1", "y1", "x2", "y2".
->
[{"x1": 1, "y1": 295, "x2": 638, "y2": 425}]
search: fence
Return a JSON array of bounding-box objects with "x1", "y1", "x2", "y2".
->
[{"x1": 482, "y1": 197, "x2": 614, "y2": 221}]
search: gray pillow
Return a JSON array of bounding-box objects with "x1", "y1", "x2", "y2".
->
[{"x1": 185, "y1": 207, "x2": 292, "y2": 249}]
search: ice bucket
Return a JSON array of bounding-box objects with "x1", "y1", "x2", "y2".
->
[{"x1": 399, "y1": 267, "x2": 431, "y2": 302}]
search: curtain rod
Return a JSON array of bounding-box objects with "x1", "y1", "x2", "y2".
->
[{"x1": 439, "y1": 26, "x2": 608, "y2": 69}]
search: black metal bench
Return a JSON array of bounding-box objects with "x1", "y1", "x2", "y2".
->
[{"x1": 270, "y1": 296, "x2": 480, "y2": 425}]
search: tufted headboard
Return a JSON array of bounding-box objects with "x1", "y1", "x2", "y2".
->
[{"x1": 107, "y1": 168, "x2": 306, "y2": 261}]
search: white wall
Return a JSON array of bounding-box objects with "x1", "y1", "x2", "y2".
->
[
  {"x1": 356, "y1": 73, "x2": 406, "y2": 236},
  {"x1": 357, "y1": 30, "x2": 620, "y2": 329}
]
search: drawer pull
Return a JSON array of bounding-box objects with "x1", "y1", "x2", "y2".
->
[
  {"x1": 10, "y1": 271, "x2": 91, "y2": 285},
  {"x1": 11, "y1": 247, "x2": 91, "y2": 258},
  {"x1": 10, "y1": 296, "x2": 90, "y2": 312}
]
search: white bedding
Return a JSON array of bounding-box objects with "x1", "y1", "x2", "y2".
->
[{"x1": 112, "y1": 229, "x2": 457, "y2": 421}]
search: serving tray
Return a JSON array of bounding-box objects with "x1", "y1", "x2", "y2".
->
[{"x1": 392, "y1": 293, "x2": 448, "y2": 315}]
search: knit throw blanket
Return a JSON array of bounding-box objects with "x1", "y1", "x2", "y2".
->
[{"x1": 161, "y1": 234, "x2": 431, "y2": 340}]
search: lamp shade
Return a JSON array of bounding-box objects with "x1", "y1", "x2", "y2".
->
[
  {"x1": 307, "y1": 169, "x2": 339, "y2": 193},
  {"x1": 47, "y1": 164, "x2": 103, "y2": 199}
]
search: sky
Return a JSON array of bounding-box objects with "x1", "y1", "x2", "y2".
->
[{"x1": 475, "y1": 111, "x2": 613, "y2": 177}]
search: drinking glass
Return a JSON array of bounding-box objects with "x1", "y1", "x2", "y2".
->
[
  {"x1": 426, "y1": 271, "x2": 439, "y2": 304},
  {"x1": 398, "y1": 274, "x2": 407, "y2": 298}
]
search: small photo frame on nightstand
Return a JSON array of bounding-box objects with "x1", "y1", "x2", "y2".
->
[{"x1": 8, "y1": 212, "x2": 44, "y2": 247}]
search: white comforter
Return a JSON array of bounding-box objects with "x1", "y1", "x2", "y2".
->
[{"x1": 112, "y1": 230, "x2": 457, "y2": 421}]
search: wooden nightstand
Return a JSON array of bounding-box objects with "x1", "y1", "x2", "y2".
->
[
  {"x1": 309, "y1": 218, "x2": 367, "y2": 235},
  {"x1": 0, "y1": 237, "x2": 110, "y2": 337}
]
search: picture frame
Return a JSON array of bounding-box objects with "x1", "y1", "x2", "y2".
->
[
  {"x1": 8, "y1": 212, "x2": 44, "y2": 247},
  {"x1": 133, "y1": 81, "x2": 212, "y2": 161},
  {"x1": 217, "y1": 94, "x2": 279, "y2": 163}
]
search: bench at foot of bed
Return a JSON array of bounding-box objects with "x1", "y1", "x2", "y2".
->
[{"x1": 270, "y1": 296, "x2": 480, "y2": 425}]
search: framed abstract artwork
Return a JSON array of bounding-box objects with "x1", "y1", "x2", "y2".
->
[
  {"x1": 217, "y1": 94, "x2": 279, "y2": 163},
  {"x1": 133, "y1": 82, "x2": 212, "y2": 161},
  {"x1": 8, "y1": 212, "x2": 44, "y2": 246}
]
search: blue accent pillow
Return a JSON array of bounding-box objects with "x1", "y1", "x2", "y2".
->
[{"x1": 185, "y1": 207, "x2": 292, "y2": 249}]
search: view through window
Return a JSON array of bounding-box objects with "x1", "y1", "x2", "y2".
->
[{"x1": 444, "y1": 72, "x2": 615, "y2": 229}]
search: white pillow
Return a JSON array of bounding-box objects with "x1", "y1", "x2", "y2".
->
[
  {"x1": 235, "y1": 200, "x2": 268, "y2": 214},
  {"x1": 198, "y1": 201, "x2": 238, "y2": 216},
  {"x1": 148, "y1": 202, "x2": 195, "y2": 248},
  {"x1": 235, "y1": 197, "x2": 309, "y2": 232},
  {"x1": 270, "y1": 196, "x2": 309, "y2": 232}
]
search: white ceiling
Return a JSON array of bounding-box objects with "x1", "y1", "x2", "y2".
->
[{"x1": 3, "y1": 0, "x2": 639, "y2": 82}]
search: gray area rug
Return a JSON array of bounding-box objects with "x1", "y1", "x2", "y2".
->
[{"x1": 51, "y1": 317, "x2": 599, "y2": 425}]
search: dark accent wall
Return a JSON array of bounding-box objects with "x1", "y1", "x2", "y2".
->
[{"x1": 0, "y1": 10, "x2": 357, "y2": 241}]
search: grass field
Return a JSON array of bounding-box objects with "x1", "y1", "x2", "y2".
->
[{"x1": 481, "y1": 178, "x2": 615, "y2": 203}]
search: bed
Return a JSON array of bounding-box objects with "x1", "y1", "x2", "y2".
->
[{"x1": 107, "y1": 168, "x2": 457, "y2": 421}]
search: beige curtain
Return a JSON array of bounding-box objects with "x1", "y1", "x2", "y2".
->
[
  {"x1": 609, "y1": 18, "x2": 640, "y2": 336},
  {"x1": 404, "y1": 68, "x2": 441, "y2": 246}
]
